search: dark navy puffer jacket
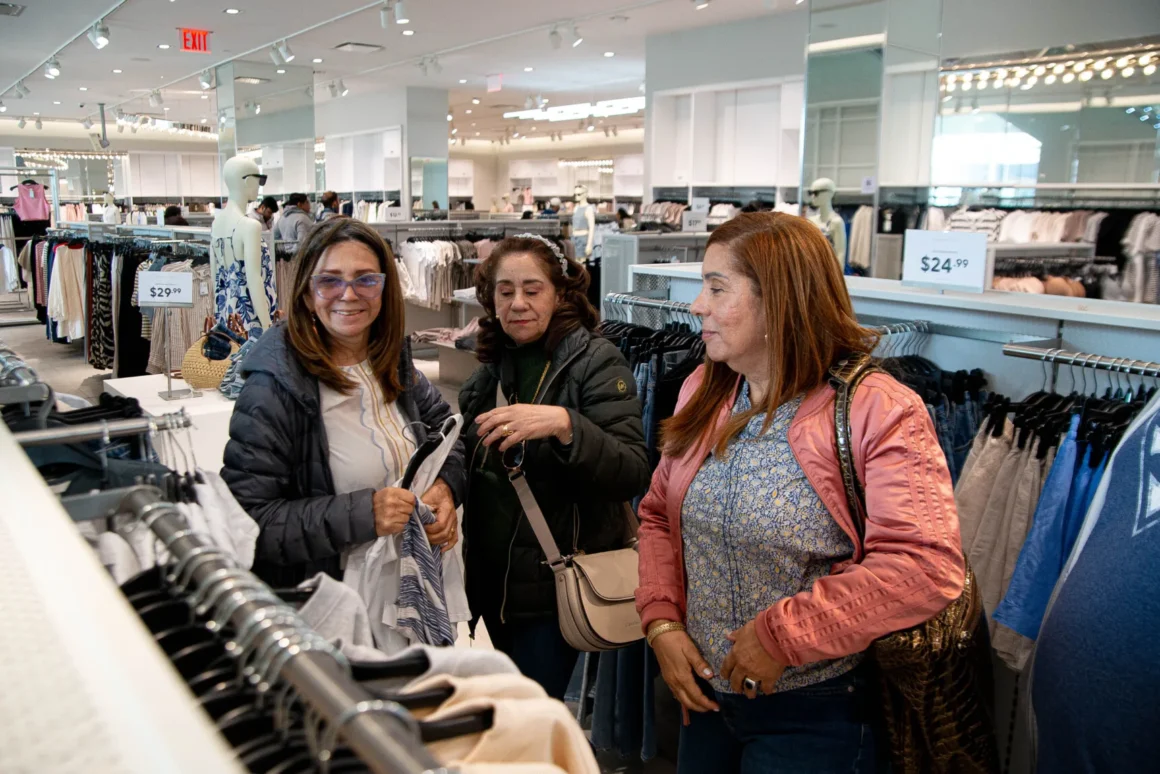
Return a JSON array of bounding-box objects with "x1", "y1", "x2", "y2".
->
[{"x1": 221, "y1": 323, "x2": 465, "y2": 587}]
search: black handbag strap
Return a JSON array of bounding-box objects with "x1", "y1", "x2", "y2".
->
[{"x1": 827, "y1": 353, "x2": 883, "y2": 545}]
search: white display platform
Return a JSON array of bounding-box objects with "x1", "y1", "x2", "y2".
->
[
  {"x1": 0, "y1": 423, "x2": 243, "y2": 773},
  {"x1": 105, "y1": 374, "x2": 234, "y2": 473}
]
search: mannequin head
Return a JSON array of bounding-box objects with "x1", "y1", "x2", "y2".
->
[
  {"x1": 223, "y1": 156, "x2": 263, "y2": 206},
  {"x1": 574, "y1": 185, "x2": 588, "y2": 203},
  {"x1": 103, "y1": 192, "x2": 115, "y2": 206},
  {"x1": 806, "y1": 178, "x2": 837, "y2": 213}
]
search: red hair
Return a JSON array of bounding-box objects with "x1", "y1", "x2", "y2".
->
[{"x1": 662, "y1": 212, "x2": 878, "y2": 457}]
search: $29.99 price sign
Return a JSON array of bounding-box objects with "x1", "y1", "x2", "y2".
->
[
  {"x1": 138, "y1": 271, "x2": 195, "y2": 308},
  {"x1": 902, "y1": 230, "x2": 989, "y2": 293}
]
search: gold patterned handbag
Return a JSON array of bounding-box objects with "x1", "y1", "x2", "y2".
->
[{"x1": 829, "y1": 354, "x2": 1000, "y2": 774}]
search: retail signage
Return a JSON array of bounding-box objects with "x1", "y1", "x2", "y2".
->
[
  {"x1": 691, "y1": 197, "x2": 710, "y2": 213},
  {"x1": 861, "y1": 176, "x2": 877, "y2": 195},
  {"x1": 139, "y1": 271, "x2": 194, "y2": 308},
  {"x1": 902, "y1": 229, "x2": 990, "y2": 293},
  {"x1": 179, "y1": 28, "x2": 211, "y2": 53},
  {"x1": 682, "y1": 211, "x2": 708, "y2": 232},
  {"x1": 382, "y1": 207, "x2": 407, "y2": 222}
]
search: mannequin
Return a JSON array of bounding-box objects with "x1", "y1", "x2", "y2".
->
[
  {"x1": 211, "y1": 156, "x2": 277, "y2": 336},
  {"x1": 501, "y1": 193, "x2": 515, "y2": 214},
  {"x1": 101, "y1": 192, "x2": 120, "y2": 225},
  {"x1": 571, "y1": 185, "x2": 597, "y2": 260},
  {"x1": 806, "y1": 178, "x2": 847, "y2": 268}
]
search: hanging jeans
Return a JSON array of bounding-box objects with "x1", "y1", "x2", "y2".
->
[{"x1": 677, "y1": 663, "x2": 884, "y2": 774}]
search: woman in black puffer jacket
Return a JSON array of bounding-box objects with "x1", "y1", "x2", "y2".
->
[
  {"x1": 222, "y1": 219, "x2": 465, "y2": 588},
  {"x1": 459, "y1": 235, "x2": 650, "y2": 699}
]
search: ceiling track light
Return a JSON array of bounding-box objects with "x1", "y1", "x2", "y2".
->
[
  {"x1": 82, "y1": 117, "x2": 93, "y2": 129},
  {"x1": 15, "y1": 80, "x2": 29, "y2": 97},
  {"x1": 88, "y1": 20, "x2": 110, "y2": 50},
  {"x1": 199, "y1": 70, "x2": 214, "y2": 90},
  {"x1": 328, "y1": 82, "x2": 339, "y2": 98},
  {"x1": 430, "y1": 57, "x2": 442, "y2": 75},
  {"x1": 270, "y1": 46, "x2": 284, "y2": 66},
  {"x1": 17, "y1": 117, "x2": 25, "y2": 129},
  {"x1": 571, "y1": 24, "x2": 583, "y2": 48},
  {"x1": 44, "y1": 57, "x2": 61, "y2": 79},
  {"x1": 149, "y1": 90, "x2": 163, "y2": 107},
  {"x1": 549, "y1": 27, "x2": 562, "y2": 50},
  {"x1": 418, "y1": 58, "x2": 428, "y2": 77},
  {"x1": 693, "y1": 0, "x2": 711, "y2": 9},
  {"x1": 35, "y1": 118, "x2": 42, "y2": 130},
  {"x1": 338, "y1": 79, "x2": 349, "y2": 96},
  {"x1": 277, "y1": 40, "x2": 295, "y2": 63},
  {"x1": 394, "y1": 0, "x2": 409, "y2": 24},
  {"x1": 381, "y1": 1, "x2": 392, "y2": 29}
]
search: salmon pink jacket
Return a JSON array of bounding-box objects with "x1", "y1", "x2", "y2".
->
[{"x1": 634, "y1": 365, "x2": 965, "y2": 668}]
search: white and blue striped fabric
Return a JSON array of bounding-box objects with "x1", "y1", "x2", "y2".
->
[{"x1": 395, "y1": 502, "x2": 455, "y2": 646}]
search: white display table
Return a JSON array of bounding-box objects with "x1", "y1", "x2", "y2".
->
[{"x1": 104, "y1": 374, "x2": 235, "y2": 472}]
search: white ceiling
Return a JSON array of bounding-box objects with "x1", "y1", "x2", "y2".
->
[{"x1": 0, "y1": 0, "x2": 794, "y2": 143}]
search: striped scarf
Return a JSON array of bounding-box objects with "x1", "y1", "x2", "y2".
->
[{"x1": 395, "y1": 501, "x2": 455, "y2": 646}]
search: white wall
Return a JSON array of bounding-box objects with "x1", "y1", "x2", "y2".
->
[
  {"x1": 941, "y1": 0, "x2": 1160, "y2": 59},
  {"x1": 315, "y1": 89, "x2": 407, "y2": 137},
  {"x1": 645, "y1": 11, "x2": 808, "y2": 94}
]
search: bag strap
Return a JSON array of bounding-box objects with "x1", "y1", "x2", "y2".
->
[
  {"x1": 828, "y1": 353, "x2": 883, "y2": 545},
  {"x1": 507, "y1": 470, "x2": 567, "y2": 570}
]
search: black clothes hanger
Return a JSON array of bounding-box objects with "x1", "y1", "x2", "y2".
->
[
  {"x1": 349, "y1": 649, "x2": 430, "y2": 681},
  {"x1": 419, "y1": 707, "x2": 495, "y2": 743}
]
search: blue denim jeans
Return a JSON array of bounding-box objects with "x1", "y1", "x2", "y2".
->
[
  {"x1": 482, "y1": 613, "x2": 580, "y2": 701},
  {"x1": 677, "y1": 664, "x2": 884, "y2": 774}
]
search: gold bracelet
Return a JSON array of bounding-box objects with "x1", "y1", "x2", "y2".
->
[{"x1": 646, "y1": 621, "x2": 686, "y2": 647}]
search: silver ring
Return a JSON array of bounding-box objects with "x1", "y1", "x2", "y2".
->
[{"x1": 742, "y1": 677, "x2": 758, "y2": 692}]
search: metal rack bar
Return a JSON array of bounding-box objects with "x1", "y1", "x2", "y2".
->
[
  {"x1": 113, "y1": 486, "x2": 443, "y2": 774},
  {"x1": 13, "y1": 410, "x2": 192, "y2": 446},
  {"x1": 1002, "y1": 344, "x2": 1160, "y2": 378}
]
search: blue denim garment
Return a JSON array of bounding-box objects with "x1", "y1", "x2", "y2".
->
[
  {"x1": 951, "y1": 397, "x2": 980, "y2": 477},
  {"x1": 482, "y1": 614, "x2": 579, "y2": 700},
  {"x1": 931, "y1": 398, "x2": 958, "y2": 483},
  {"x1": 591, "y1": 642, "x2": 649, "y2": 758},
  {"x1": 994, "y1": 414, "x2": 1081, "y2": 639},
  {"x1": 677, "y1": 663, "x2": 884, "y2": 773}
]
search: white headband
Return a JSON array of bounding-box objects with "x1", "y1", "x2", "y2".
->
[{"x1": 514, "y1": 232, "x2": 569, "y2": 275}]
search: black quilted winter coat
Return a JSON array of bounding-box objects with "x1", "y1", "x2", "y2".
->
[
  {"x1": 221, "y1": 323, "x2": 465, "y2": 587},
  {"x1": 458, "y1": 326, "x2": 650, "y2": 622}
]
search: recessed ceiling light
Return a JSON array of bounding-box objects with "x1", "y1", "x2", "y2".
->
[
  {"x1": 53, "y1": 101, "x2": 60, "y2": 105},
  {"x1": 459, "y1": 79, "x2": 467, "y2": 84},
  {"x1": 112, "y1": 69, "x2": 122, "y2": 74},
  {"x1": 33, "y1": 112, "x2": 39, "y2": 115},
  {"x1": 224, "y1": 8, "x2": 240, "y2": 14},
  {"x1": 402, "y1": 29, "x2": 414, "y2": 36},
  {"x1": 158, "y1": 44, "x2": 170, "y2": 50},
  {"x1": 312, "y1": 58, "x2": 323, "y2": 63},
  {"x1": 79, "y1": 86, "x2": 88, "y2": 91},
  {"x1": 475, "y1": 132, "x2": 480, "y2": 136},
  {"x1": 604, "y1": 51, "x2": 615, "y2": 58},
  {"x1": 277, "y1": 69, "x2": 286, "y2": 74},
  {"x1": 472, "y1": 98, "x2": 480, "y2": 105},
  {"x1": 524, "y1": 67, "x2": 533, "y2": 72},
  {"x1": 201, "y1": 94, "x2": 209, "y2": 99}
]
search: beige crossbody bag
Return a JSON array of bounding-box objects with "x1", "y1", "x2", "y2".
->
[{"x1": 505, "y1": 459, "x2": 645, "y2": 652}]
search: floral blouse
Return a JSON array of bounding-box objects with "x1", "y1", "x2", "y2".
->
[{"x1": 681, "y1": 382, "x2": 863, "y2": 693}]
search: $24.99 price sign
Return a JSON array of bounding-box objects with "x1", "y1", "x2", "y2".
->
[
  {"x1": 138, "y1": 271, "x2": 195, "y2": 308},
  {"x1": 902, "y1": 230, "x2": 989, "y2": 293}
]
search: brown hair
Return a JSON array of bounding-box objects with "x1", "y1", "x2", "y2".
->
[
  {"x1": 473, "y1": 237, "x2": 598, "y2": 364},
  {"x1": 662, "y1": 212, "x2": 879, "y2": 457},
  {"x1": 286, "y1": 218, "x2": 406, "y2": 401},
  {"x1": 321, "y1": 191, "x2": 338, "y2": 210}
]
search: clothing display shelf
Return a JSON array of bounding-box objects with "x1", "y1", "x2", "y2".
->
[{"x1": 9, "y1": 414, "x2": 447, "y2": 774}]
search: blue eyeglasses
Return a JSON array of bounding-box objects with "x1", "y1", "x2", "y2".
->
[{"x1": 310, "y1": 273, "x2": 387, "y2": 300}]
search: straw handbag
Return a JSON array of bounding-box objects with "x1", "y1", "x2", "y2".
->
[{"x1": 182, "y1": 315, "x2": 246, "y2": 389}]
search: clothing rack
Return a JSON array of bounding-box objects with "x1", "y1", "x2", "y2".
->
[
  {"x1": 0, "y1": 339, "x2": 53, "y2": 407},
  {"x1": 13, "y1": 410, "x2": 192, "y2": 446},
  {"x1": 1001, "y1": 343, "x2": 1160, "y2": 379},
  {"x1": 14, "y1": 411, "x2": 444, "y2": 774}
]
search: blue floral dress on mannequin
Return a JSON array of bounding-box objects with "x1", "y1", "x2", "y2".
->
[{"x1": 213, "y1": 228, "x2": 278, "y2": 337}]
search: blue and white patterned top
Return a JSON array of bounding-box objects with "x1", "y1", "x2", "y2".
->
[
  {"x1": 213, "y1": 232, "x2": 278, "y2": 338},
  {"x1": 682, "y1": 382, "x2": 863, "y2": 693}
]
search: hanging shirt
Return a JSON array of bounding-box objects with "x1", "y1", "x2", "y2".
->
[
  {"x1": 1032, "y1": 393, "x2": 1160, "y2": 773},
  {"x1": 13, "y1": 183, "x2": 51, "y2": 221}
]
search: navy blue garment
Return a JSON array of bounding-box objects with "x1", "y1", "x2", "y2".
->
[
  {"x1": 677, "y1": 663, "x2": 884, "y2": 774},
  {"x1": 482, "y1": 612, "x2": 579, "y2": 701},
  {"x1": 1033, "y1": 393, "x2": 1160, "y2": 773},
  {"x1": 591, "y1": 641, "x2": 658, "y2": 761}
]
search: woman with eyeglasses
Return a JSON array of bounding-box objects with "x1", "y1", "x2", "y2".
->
[
  {"x1": 458, "y1": 235, "x2": 651, "y2": 698},
  {"x1": 222, "y1": 218, "x2": 465, "y2": 588}
]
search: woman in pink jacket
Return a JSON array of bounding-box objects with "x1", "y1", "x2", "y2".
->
[{"x1": 635, "y1": 212, "x2": 965, "y2": 773}]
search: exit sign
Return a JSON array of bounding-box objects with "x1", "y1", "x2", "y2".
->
[{"x1": 180, "y1": 28, "x2": 211, "y2": 53}]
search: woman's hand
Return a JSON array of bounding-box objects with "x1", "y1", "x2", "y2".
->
[
  {"x1": 421, "y1": 478, "x2": 458, "y2": 552},
  {"x1": 650, "y1": 625, "x2": 721, "y2": 719},
  {"x1": 372, "y1": 487, "x2": 416, "y2": 537},
  {"x1": 721, "y1": 620, "x2": 788, "y2": 698},
  {"x1": 476, "y1": 404, "x2": 573, "y2": 452}
]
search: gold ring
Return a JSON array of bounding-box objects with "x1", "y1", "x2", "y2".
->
[{"x1": 501, "y1": 424, "x2": 515, "y2": 437}]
